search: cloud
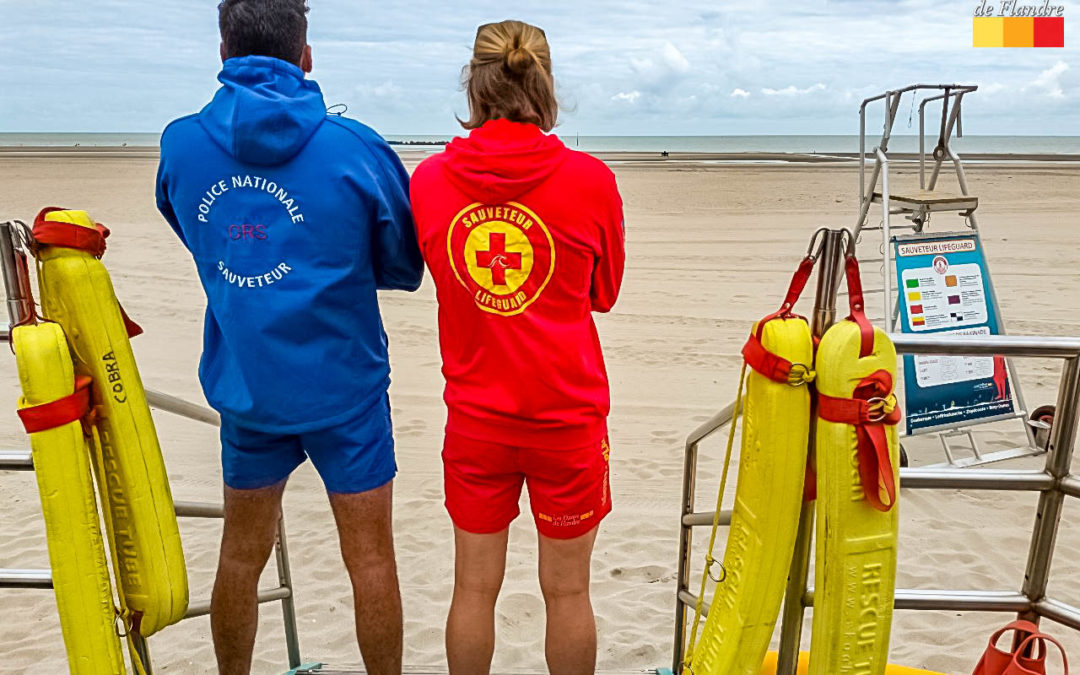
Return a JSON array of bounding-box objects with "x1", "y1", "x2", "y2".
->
[
  {"x1": 355, "y1": 80, "x2": 405, "y2": 100},
  {"x1": 761, "y1": 83, "x2": 827, "y2": 96},
  {"x1": 628, "y1": 41, "x2": 692, "y2": 91},
  {"x1": 0, "y1": 0, "x2": 1077, "y2": 135},
  {"x1": 1028, "y1": 61, "x2": 1069, "y2": 99},
  {"x1": 661, "y1": 42, "x2": 691, "y2": 74}
]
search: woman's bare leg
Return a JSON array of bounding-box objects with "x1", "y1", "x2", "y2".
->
[
  {"x1": 446, "y1": 526, "x2": 509, "y2": 675},
  {"x1": 538, "y1": 527, "x2": 599, "y2": 675}
]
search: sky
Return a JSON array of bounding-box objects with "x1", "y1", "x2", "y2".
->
[{"x1": 0, "y1": 0, "x2": 1076, "y2": 136}]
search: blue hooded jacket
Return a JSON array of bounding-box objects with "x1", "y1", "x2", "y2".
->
[{"x1": 156, "y1": 56, "x2": 423, "y2": 433}]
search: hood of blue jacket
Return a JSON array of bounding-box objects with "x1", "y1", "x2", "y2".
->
[{"x1": 198, "y1": 56, "x2": 326, "y2": 166}]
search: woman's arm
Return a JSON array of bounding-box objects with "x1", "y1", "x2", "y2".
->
[{"x1": 590, "y1": 172, "x2": 625, "y2": 313}]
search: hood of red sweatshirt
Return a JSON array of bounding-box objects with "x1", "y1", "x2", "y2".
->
[{"x1": 441, "y1": 119, "x2": 567, "y2": 204}]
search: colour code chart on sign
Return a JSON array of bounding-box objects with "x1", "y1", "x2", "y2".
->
[
  {"x1": 901, "y1": 262, "x2": 987, "y2": 332},
  {"x1": 973, "y1": 16, "x2": 1065, "y2": 47},
  {"x1": 914, "y1": 326, "x2": 995, "y2": 387}
]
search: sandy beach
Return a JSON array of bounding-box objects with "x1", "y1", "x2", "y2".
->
[{"x1": 1, "y1": 149, "x2": 1079, "y2": 673}]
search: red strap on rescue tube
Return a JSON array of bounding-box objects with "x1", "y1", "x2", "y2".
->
[
  {"x1": 744, "y1": 254, "x2": 818, "y2": 500},
  {"x1": 33, "y1": 207, "x2": 111, "y2": 258},
  {"x1": 755, "y1": 256, "x2": 815, "y2": 338},
  {"x1": 746, "y1": 256, "x2": 814, "y2": 383},
  {"x1": 118, "y1": 306, "x2": 143, "y2": 338},
  {"x1": 17, "y1": 375, "x2": 93, "y2": 433},
  {"x1": 742, "y1": 332, "x2": 812, "y2": 385},
  {"x1": 843, "y1": 255, "x2": 875, "y2": 358},
  {"x1": 742, "y1": 333, "x2": 792, "y2": 383},
  {"x1": 777, "y1": 256, "x2": 816, "y2": 318},
  {"x1": 817, "y1": 369, "x2": 901, "y2": 512},
  {"x1": 31, "y1": 208, "x2": 142, "y2": 338}
]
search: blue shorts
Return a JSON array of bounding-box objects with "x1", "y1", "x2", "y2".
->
[{"x1": 220, "y1": 394, "x2": 396, "y2": 494}]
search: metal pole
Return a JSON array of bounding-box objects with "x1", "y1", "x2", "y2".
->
[
  {"x1": 0, "y1": 449, "x2": 33, "y2": 470},
  {"x1": 1037, "y1": 598, "x2": 1080, "y2": 630},
  {"x1": 882, "y1": 92, "x2": 900, "y2": 149},
  {"x1": 804, "y1": 588, "x2": 1032, "y2": 613},
  {"x1": 0, "y1": 222, "x2": 33, "y2": 326},
  {"x1": 672, "y1": 443, "x2": 699, "y2": 671},
  {"x1": 185, "y1": 585, "x2": 292, "y2": 619},
  {"x1": 892, "y1": 333, "x2": 1080, "y2": 357},
  {"x1": 859, "y1": 103, "x2": 866, "y2": 221},
  {"x1": 173, "y1": 501, "x2": 225, "y2": 518},
  {"x1": 855, "y1": 93, "x2": 902, "y2": 239},
  {"x1": 1020, "y1": 356, "x2": 1080, "y2": 621},
  {"x1": 919, "y1": 98, "x2": 927, "y2": 190},
  {"x1": 928, "y1": 92, "x2": 964, "y2": 192},
  {"x1": 145, "y1": 389, "x2": 221, "y2": 427},
  {"x1": 776, "y1": 229, "x2": 845, "y2": 674},
  {"x1": 949, "y1": 139, "x2": 972, "y2": 198},
  {"x1": 274, "y1": 516, "x2": 303, "y2": 668},
  {"x1": 0, "y1": 569, "x2": 52, "y2": 588},
  {"x1": 855, "y1": 155, "x2": 880, "y2": 238},
  {"x1": 878, "y1": 147, "x2": 893, "y2": 331}
]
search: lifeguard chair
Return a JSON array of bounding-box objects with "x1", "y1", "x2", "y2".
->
[
  {"x1": 853, "y1": 84, "x2": 1042, "y2": 466},
  {"x1": 860, "y1": 85, "x2": 982, "y2": 235}
]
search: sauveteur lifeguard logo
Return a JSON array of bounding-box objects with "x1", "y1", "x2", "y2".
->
[{"x1": 447, "y1": 202, "x2": 555, "y2": 316}]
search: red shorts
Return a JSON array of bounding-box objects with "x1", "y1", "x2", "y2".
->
[{"x1": 442, "y1": 431, "x2": 612, "y2": 539}]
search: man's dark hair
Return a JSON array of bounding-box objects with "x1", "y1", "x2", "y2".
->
[{"x1": 218, "y1": 0, "x2": 309, "y2": 65}]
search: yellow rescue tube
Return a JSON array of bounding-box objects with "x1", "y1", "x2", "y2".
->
[
  {"x1": 690, "y1": 318, "x2": 812, "y2": 675},
  {"x1": 760, "y1": 652, "x2": 945, "y2": 675},
  {"x1": 36, "y1": 209, "x2": 187, "y2": 636},
  {"x1": 810, "y1": 320, "x2": 900, "y2": 675},
  {"x1": 14, "y1": 322, "x2": 126, "y2": 674}
]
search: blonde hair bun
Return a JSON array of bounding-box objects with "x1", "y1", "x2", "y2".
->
[
  {"x1": 462, "y1": 19, "x2": 558, "y2": 132},
  {"x1": 506, "y1": 45, "x2": 533, "y2": 74}
]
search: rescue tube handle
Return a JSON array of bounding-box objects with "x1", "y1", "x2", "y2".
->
[{"x1": 842, "y1": 254, "x2": 875, "y2": 358}]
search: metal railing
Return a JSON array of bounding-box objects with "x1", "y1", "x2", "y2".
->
[
  {"x1": 0, "y1": 219, "x2": 302, "y2": 672},
  {"x1": 672, "y1": 231, "x2": 1080, "y2": 673},
  {"x1": 0, "y1": 394, "x2": 303, "y2": 672}
]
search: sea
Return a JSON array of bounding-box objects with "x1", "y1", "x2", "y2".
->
[{"x1": 2, "y1": 132, "x2": 1079, "y2": 155}]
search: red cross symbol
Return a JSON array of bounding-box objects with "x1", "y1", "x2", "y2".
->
[{"x1": 475, "y1": 232, "x2": 522, "y2": 286}]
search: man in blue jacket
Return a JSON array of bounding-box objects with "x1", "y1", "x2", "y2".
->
[{"x1": 156, "y1": 1, "x2": 422, "y2": 672}]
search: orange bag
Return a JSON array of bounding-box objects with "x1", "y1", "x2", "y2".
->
[{"x1": 974, "y1": 620, "x2": 1069, "y2": 675}]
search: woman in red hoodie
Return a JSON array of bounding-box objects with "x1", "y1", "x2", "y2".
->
[{"x1": 410, "y1": 19, "x2": 625, "y2": 675}]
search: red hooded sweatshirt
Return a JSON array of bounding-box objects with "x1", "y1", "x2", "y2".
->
[{"x1": 411, "y1": 119, "x2": 625, "y2": 447}]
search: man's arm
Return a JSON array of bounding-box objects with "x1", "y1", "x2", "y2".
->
[
  {"x1": 367, "y1": 138, "x2": 424, "y2": 292},
  {"x1": 155, "y1": 138, "x2": 189, "y2": 249},
  {"x1": 590, "y1": 172, "x2": 626, "y2": 313}
]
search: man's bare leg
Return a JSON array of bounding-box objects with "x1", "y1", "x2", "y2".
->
[
  {"x1": 538, "y1": 527, "x2": 599, "y2": 675},
  {"x1": 446, "y1": 526, "x2": 510, "y2": 675},
  {"x1": 211, "y1": 481, "x2": 287, "y2": 674},
  {"x1": 329, "y1": 481, "x2": 403, "y2": 675}
]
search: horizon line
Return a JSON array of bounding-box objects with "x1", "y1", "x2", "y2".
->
[{"x1": 3, "y1": 131, "x2": 1080, "y2": 138}]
